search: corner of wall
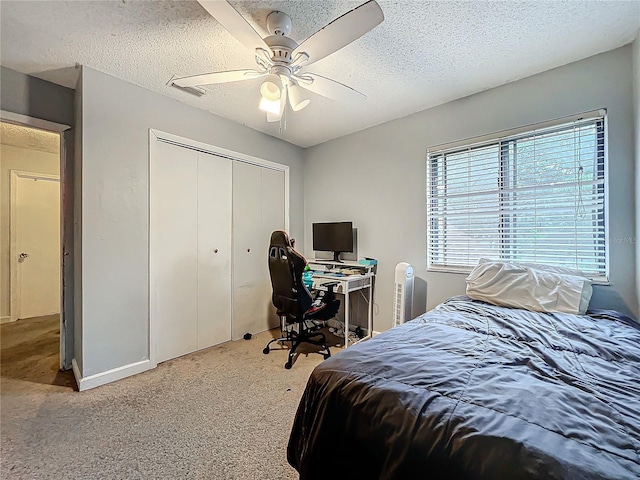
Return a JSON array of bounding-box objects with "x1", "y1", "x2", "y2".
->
[
  {"x1": 633, "y1": 32, "x2": 640, "y2": 317},
  {"x1": 73, "y1": 66, "x2": 84, "y2": 373}
]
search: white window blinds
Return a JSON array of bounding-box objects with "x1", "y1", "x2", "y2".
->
[{"x1": 427, "y1": 114, "x2": 607, "y2": 281}]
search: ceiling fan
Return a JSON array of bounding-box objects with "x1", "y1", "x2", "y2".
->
[{"x1": 172, "y1": 0, "x2": 384, "y2": 123}]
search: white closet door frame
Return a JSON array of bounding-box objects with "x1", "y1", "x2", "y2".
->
[{"x1": 148, "y1": 129, "x2": 290, "y2": 368}]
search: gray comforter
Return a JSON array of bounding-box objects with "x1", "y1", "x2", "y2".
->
[{"x1": 288, "y1": 296, "x2": 640, "y2": 479}]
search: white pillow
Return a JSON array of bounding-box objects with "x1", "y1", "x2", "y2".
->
[
  {"x1": 505, "y1": 260, "x2": 585, "y2": 277},
  {"x1": 466, "y1": 259, "x2": 593, "y2": 315}
]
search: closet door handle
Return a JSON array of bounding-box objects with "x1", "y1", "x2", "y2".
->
[
  {"x1": 214, "y1": 249, "x2": 219, "y2": 253},
  {"x1": 247, "y1": 248, "x2": 251, "y2": 253}
]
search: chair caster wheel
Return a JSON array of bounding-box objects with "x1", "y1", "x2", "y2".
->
[
  {"x1": 263, "y1": 347, "x2": 270, "y2": 354},
  {"x1": 323, "y1": 353, "x2": 331, "y2": 360},
  {"x1": 284, "y1": 362, "x2": 292, "y2": 369}
]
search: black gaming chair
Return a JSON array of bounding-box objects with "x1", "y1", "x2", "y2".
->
[{"x1": 263, "y1": 230, "x2": 340, "y2": 369}]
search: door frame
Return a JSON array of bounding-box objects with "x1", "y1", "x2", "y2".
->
[
  {"x1": 10, "y1": 170, "x2": 61, "y2": 321},
  {"x1": 1, "y1": 110, "x2": 72, "y2": 370},
  {"x1": 148, "y1": 129, "x2": 290, "y2": 368}
]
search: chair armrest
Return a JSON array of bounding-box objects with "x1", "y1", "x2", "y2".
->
[{"x1": 317, "y1": 281, "x2": 339, "y2": 294}]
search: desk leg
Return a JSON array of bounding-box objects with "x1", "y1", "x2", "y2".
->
[
  {"x1": 344, "y1": 290, "x2": 350, "y2": 347},
  {"x1": 368, "y1": 283, "x2": 373, "y2": 337}
]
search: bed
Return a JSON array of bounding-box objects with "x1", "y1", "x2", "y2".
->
[{"x1": 287, "y1": 295, "x2": 640, "y2": 479}]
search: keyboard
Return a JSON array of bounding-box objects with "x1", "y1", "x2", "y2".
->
[{"x1": 312, "y1": 272, "x2": 346, "y2": 279}]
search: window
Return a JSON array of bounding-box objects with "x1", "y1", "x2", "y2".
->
[{"x1": 427, "y1": 112, "x2": 607, "y2": 281}]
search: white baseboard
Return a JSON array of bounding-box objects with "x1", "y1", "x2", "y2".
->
[
  {"x1": 72, "y1": 358, "x2": 150, "y2": 391},
  {"x1": 71, "y1": 358, "x2": 82, "y2": 386},
  {"x1": 1, "y1": 313, "x2": 60, "y2": 324}
]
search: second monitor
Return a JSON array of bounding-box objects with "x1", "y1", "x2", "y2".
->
[{"x1": 312, "y1": 221, "x2": 354, "y2": 263}]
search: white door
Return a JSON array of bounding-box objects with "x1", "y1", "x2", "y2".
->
[
  {"x1": 151, "y1": 142, "x2": 199, "y2": 363},
  {"x1": 196, "y1": 151, "x2": 232, "y2": 350},
  {"x1": 150, "y1": 141, "x2": 233, "y2": 364},
  {"x1": 232, "y1": 163, "x2": 285, "y2": 338},
  {"x1": 12, "y1": 172, "x2": 60, "y2": 320},
  {"x1": 260, "y1": 167, "x2": 286, "y2": 330}
]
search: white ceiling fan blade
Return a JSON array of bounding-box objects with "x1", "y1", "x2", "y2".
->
[
  {"x1": 197, "y1": 0, "x2": 270, "y2": 52},
  {"x1": 291, "y1": 0, "x2": 383, "y2": 67},
  {"x1": 294, "y1": 73, "x2": 366, "y2": 102},
  {"x1": 172, "y1": 69, "x2": 266, "y2": 88}
]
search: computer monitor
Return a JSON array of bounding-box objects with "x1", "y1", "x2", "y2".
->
[{"x1": 312, "y1": 221, "x2": 354, "y2": 262}]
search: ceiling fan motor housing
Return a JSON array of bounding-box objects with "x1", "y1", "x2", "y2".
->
[
  {"x1": 264, "y1": 34, "x2": 298, "y2": 65},
  {"x1": 266, "y1": 11, "x2": 292, "y2": 36}
]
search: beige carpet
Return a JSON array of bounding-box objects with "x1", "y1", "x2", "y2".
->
[{"x1": 1, "y1": 317, "x2": 340, "y2": 479}]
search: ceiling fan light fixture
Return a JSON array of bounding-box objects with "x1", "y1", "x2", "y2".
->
[
  {"x1": 288, "y1": 84, "x2": 310, "y2": 112},
  {"x1": 259, "y1": 73, "x2": 282, "y2": 101},
  {"x1": 293, "y1": 99, "x2": 310, "y2": 112},
  {"x1": 259, "y1": 96, "x2": 281, "y2": 115}
]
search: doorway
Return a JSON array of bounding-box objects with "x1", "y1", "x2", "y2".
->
[
  {"x1": 0, "y1": 121, "x2": 71, "y2": 387},
  {"x1": 11, "y1": 170, "x2": 61, "y2": 320}
]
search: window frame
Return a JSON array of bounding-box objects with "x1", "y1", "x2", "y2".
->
[{"x1": 426, "y1": 110, "x2": 609, "y2": 283}]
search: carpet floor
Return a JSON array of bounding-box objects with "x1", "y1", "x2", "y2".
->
[{"x1": 1, "y1": 316, "x2": 339, "y2": 479}]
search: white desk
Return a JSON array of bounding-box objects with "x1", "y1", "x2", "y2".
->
[{"x1": 308, "y1": 259, "x2": 375, "y2": 348}]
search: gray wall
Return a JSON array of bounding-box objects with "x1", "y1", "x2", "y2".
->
[
  {"x1": 1, "y1": 66, "x2": 74, "y2": 126},
  {"x1": 304, "y1": 45, "x2": 638, "y2": 331},
  {"x1": 634, "y1": 34, "x2": 640, "y2": 316},
  {"x1": 78, "y1": 67, "x2": 305, "y2": 377}
]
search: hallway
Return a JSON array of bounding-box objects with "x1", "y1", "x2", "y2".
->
[{"x1": 1, "y1": 315, "x2": 75, "y2": 390}]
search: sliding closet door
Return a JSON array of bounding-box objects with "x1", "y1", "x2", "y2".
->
[
  {"x1": 260, "y1": 167, "x2": 286, "y2": 330},
  {"x1": 232, "y1": 162, "x2": 285, "y2": 339},
  {"x1": 197, "y1": 151, "x2": 232, "y2": 349},
  {"x1": 151, "y1": 141, "x2": 198, "y2": 363},
  {"x1": 151, "y1": 133, "x2": 287, "y2": 360},
  {"x1": 232, "y1": 162, "x2": 262, "y2": 339},
  {"x1": 151, "y1": 143, "x2": 233, "y2": 364}
]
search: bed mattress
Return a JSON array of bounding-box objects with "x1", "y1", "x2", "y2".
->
[{"x1": 287, "y1": 296, "x2": 640, "y2": 479}]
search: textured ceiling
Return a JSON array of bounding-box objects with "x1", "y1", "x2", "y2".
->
[
  {"x1": 0, "y1": 122, "x2": 60, "y2": 154},
  {"x1": 1, "y1": 1, "x2": 639, "y2": 148}
]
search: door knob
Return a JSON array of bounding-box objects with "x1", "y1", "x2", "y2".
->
[{"x1": 19, "y1": 252, "x2": 28, "y2": 259}]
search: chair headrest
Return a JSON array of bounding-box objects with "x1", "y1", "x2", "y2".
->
[{"x1": 270, "y1": 230, "x2": 290, "y2": 248}]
